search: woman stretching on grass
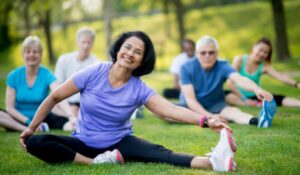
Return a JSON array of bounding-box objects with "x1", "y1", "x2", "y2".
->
[
  {"x1": 0, "y1": 36, "x2": 76, "y2": 132},
  {"x1": 20, "y1": 31, "x2": 236, "y2": 172},
  {"x1": 226, "y1": 37, "x2": 300, "y2": 107}
]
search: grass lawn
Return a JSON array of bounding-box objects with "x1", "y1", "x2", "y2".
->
[{"x1": 0, "y1": 71, "x2": 299, "y2": 175}]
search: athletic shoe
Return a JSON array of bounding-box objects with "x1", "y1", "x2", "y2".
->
[
  {"x1": 209, "y1": 128, "x2": 237, "y2": 172},
  {"x1": 258, "y1": 99, "x2": 277, "y2": 128},
  {"x1": 39, "y1": 123, "x2": 49, "y2": 132},
  {"x1": 92, "y1": 149, "x2": 124, "y2": 164}
]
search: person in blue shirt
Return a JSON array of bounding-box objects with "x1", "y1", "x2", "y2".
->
[
  {"x1": 179, "y1": 35, "x2": 273, "y2": 126},
  {"x1": 0, "y1": 36, "x2": 76, "y2": 131}
]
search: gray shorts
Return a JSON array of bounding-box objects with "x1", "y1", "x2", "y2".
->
[{"x1": 205, "y1": 101, "x2": 227, "y2": 114}]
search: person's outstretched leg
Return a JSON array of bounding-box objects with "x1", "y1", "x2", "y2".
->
[
  {"x1": 225, "y1": 93, "x2": 247, "y2": 106},
  {"x1": 115, "y1": 135, "x2": 236, "y2": 172},
  {"x1": 26, "y1": 134, "x2": 98, "y2": 164},
  {"x1": 220, "y1": 106, "x2": 253, "y2": 125},
  {"x1": 0, "y1": 111, "x2": 27, "y2": 131},
  {"x1": 281, "y1": 97, "x2": 300, "y2": 108}
]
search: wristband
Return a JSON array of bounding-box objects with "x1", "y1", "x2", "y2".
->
[
  {"x1": 25, "y1": 119, "x2": 31, "y2": 126},
  {"x1": 199, "y1": 115, "x2": 209, "y2": 128}
]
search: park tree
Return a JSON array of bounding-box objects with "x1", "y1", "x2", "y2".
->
[
  {"x1": 270, "y1": 0, "x2": 290, "y2": 61},
  {"x1": 0, "y1": 0, "x2": 13, "y2": 51},
  {"x1": 103, "y1": 0, "x2": 114, "y2": 59},
  {"x1": 29, "y1": 0, "x2": 64, "y2": 65},
  {"x1": 171, "y1": 0, "x2": 185, "y2": 45}
]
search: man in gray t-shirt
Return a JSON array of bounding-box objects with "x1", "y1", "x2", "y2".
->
[
  {"x1": 54, "y1": 27, "x2": 99, "y2": 116},
  {"x1": 163, "y1": 39, "x2": 195, "y2": 99}
]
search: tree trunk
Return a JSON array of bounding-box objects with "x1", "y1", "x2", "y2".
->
[
  {"x1": 0, "y1": 2, "x2": 12, "y2": 51},
  {"x1": 163, "y1": 0, "x2": 172, "y2": 38},
  {"x1": 271, "y1": 0, "x2": 290, "y2": 61},
  {"x1": 24, "y1": 0, "x2": 31, "y2": 36},
  {"x1": 41, "y1": 10, "x2": 55, "y2": 65},
  {"x1": 103, "y1": 0, "x2": 113, "y2": 60},
  {"x1": 173, "y1": 0, "x2": 185, "y2": 46}
]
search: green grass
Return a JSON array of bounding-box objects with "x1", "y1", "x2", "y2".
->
[
  {"x1": 1, "y1": 71, "x2": 300, "y2": 175},
  {"x1": 1, "y1": 1, "x2": 300, "y2": 174}
]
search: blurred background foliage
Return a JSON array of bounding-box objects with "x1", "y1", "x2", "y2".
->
[{"x1": 0, "y1": 0, "x2": 299, "y2": 71}]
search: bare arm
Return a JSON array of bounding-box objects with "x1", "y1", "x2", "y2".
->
[
  {"x1": 227, "y1": 56, "x2": 244, "y2": 97},
  {"x1": 265, "y1": 65, "x2": 300, "y2": 89},
  {"x1": 229, "y1": 72, "x2": 273, "y2": 101},
  {"x1": 173, "y1": 74, "x2": 180, "y2": 90},
  {"x1": 146, "y1": 94, "x2": 231, "y2": 132},
  {"x1": 5, "y1": 86, "x2": 28, "y2": 124},
  {"x1": 181, "y1": 84, "x2": 212, "y2": 116},
  {"x1": 50, "y1": 81, "x2": 76, "y2": 118},
  {"x1": 29, "y1": 79, "x2": 80, "y2": 131}
]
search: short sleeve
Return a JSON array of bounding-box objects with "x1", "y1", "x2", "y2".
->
[
  {"x1": 169, "y1": 57, "x2": 179, "y2": 74},
  {"x1": 54, "y1": 55, "x2": 65, "y2": 84},
  {"x1": 138, "y1": 81, "x2": 157, "y2": 105},
  {"x1": 179, "y1": 63, "x2": 192, "y2": 85},
  {"x1": 45, "y1": 70, "x2": 57, "y2": 86},
  {"x1": 6, "y1": 70, "x2": 17, "y2": 89},
  {"x1": 222, "y1": 61, "x2": 236, "y2": 79},
  {"x1": 72, "y1": 64, "x2": 99, "y2": 91}
]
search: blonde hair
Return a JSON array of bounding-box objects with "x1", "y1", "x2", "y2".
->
[
  {"x1": 76, "y1": 27, "x2": 96, "y2": 41},
  {"x1": 22, "y1": 36, "x2": 43, "y2": 54},
  {"x1": 196, "y1": 35, "x2": 219, "y2": 51}
]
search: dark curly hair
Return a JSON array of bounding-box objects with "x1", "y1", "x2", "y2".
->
[{"x1": 109, "y1": 31, "x2": 156, "y2": 77}]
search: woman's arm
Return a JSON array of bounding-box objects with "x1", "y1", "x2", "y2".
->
[
  {"x1": 5, "y1": 86, "x2": 29, "y2": 125},
  {"x1": 29, "y1": 79, "x2": 79, "y2": 131},
  {"x1": 264, "y1": 65, "x2": 300, "y2": 89},
  {"x1": 20, "y1": 79, "x2": 79, "y2": 149},
  {"x1": 146, "y1": 94, "x2": 231, "y2": 132},
  {"x1": 229, "y1": 72, "x2": 273, "y2": 101},
  {"x1": 50, "y1": 81, "x2": 76, "y2": 118},
  {"x1": 227, "y1": 56, "x2": 244, "y2": 97}
]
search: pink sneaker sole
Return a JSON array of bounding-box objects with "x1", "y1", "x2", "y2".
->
[
  {"x1": 115, "y1": 149, "x2": 125, "y2": 164},
  {"x1": 227, "y1": 157, "x2": 236, "y2": 172},
  {"x1": 225, "y1": 129, "x2": 237, "y2": 153}
]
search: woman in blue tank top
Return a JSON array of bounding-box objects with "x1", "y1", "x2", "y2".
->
[
  {"x1": 226, "y1": 37, "x2": 300, "y2": 107},
  {"x1": 0, "y1": 36, "x2": 76, "y2": 132}
]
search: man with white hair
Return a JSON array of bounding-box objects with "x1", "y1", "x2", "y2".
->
[
  {"x1": 55, "y1": 27, "x2": 100, "y2": 116},
  {"x1": 179, "y1": 35, "x2": 276, "y2": 126}
]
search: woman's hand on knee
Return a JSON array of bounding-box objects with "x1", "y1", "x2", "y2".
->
[{"x1": 19, "y1": 128, "x2": 34, "y2": 151}]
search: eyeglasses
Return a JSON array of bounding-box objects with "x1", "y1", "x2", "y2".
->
[{"x1": 198, "y1": 51, "x2": 216, "y2": 56}]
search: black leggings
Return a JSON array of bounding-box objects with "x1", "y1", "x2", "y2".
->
[
  {"x1": 247, "y1": 94, "x2": 285, "y2": 106},
  {"x1": 26, "y1": 134, "x2": 194, "y2": 167},
  {"x1": 163, "y1": 88, "x2": 180, "y2": 99},
  {"x1": 44, "y1": 113, "x2": 69, "y2": 129}
]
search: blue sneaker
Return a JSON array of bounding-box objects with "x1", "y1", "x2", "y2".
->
[{"x1": 258, "y1": 99, "x2": 277, "y2": 128}]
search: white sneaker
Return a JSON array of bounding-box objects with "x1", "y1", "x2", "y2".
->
[
  {"x1": 92, "y1": 149, "x2": 124, "y2": 164},
  {"x1": 209, "y1": 129, "x2": 237, "y2": 172},
  {"x1": 39, "y1": 123, "x2": 49, "y2": 132}
]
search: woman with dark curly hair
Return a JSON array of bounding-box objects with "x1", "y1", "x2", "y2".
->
[{"x1": 20, "y1": 31, "x2": 236, "y2": 172}]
